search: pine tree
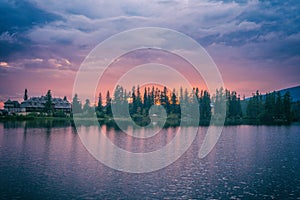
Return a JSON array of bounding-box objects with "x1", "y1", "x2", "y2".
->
[
  {"x1": 44, "y1": 90, "x2": 52, "y2": 113},
  {"x1": 83, "y1": 99, "x2": 91, "y2": 113},
  {"x1": 160, "y1": 86, "x2": 170, "y2": 113},
  {"x1": 97, "y1": 93, "x2": 103, "y2": 112},
  {"x1": 246, "y1": 91, "x2": 262, "y2": 122},
  {"x1": 214, "y1": 87, "x2": 226, "y2": 117},
  {"x1": 136, "y1": 85, "x2": 142, "y2": 114},
  {"x1": 179, "y1": 87, "x2": 184, "y2": 104},
  {"x1": 105, "y1": 91, "x2": 112, "y2": 116},
  {"x1": 113, "y1": 85, "x2": 123, "y2": 104},
  {"x1": 150, "y1": 86, "x2": 155, "y2": 106},
  {"x1": 228, "y1": 91, "x2": 242, "y2": 118},
  {"x1": 275, "y1": 91, "x2": 283, "y2": 119},
  {"x1": 72, "y1": 94, "x2": 82, "y2": 113},
  {"x1": 24, "y1": 88, "x2": 28, "y2": 101},
  {"x1": 130, "y1": 86, "x2": 137, "y2": 115},
  {"x1": 171, "y1": 89, "x2": 179, "y2": 114},
  {"x1": 200, "y1": 90, "x2": 211, "y2": 124},
  {"x1": 143, "y1": 87, "x2": 149, "y2": 114},
  {"x1": 283, "y1": 91, "x2": 292, "y2": 123},
  {"x1": 237, "y1": 95, "x2": 243, "y2": 117}
]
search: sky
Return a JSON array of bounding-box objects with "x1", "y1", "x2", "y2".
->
[{"x1": 0, "y1": 0, "x2": 299, "y2": 107}]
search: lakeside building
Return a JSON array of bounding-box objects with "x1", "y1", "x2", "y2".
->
[
  {"x1": 4, "y1": 99, "x2": 23, "y2": 113},
  {"x1": 3, "y1": 96, "x2": 71, "y2": 114}
]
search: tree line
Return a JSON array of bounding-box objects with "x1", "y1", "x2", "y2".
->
[
  {"x1": 246, "y1": 90, "x2": 292, "y2": 124},
  {"x1": 72, "y1": 85, "x2": 296, "y2": 126}
]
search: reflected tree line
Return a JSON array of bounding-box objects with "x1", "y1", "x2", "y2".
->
[{"x1": 72, "y1": 85, "x2": 296, "y2": 126}]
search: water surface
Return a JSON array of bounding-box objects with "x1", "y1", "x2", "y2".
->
[{"x1": 0, "y1": 122, "x2": 299, "y2": 199}]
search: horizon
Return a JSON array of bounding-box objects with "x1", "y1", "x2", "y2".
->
[{"x1": 1, "y1": 83, "x2": 299, "y2": 110}]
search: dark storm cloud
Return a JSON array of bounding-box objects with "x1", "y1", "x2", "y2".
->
[
  {"x1": 0, "y1": 0, "x2": 59, "y2": 33},
  {"x1": 0, "y1": 0, "x2": 61, "y2": 58}
]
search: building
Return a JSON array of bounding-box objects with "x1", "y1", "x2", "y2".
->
[
  {"x1": 52, "y1": 97, "x2": 72, "y2": 113},
  {"x1": 4, "y1": 99, "x2": 23, "y2": 113},
  {"x1": 20, "y1": 96, "x2": 72, "y2": 113},
  {"x1": 3, "y1": 96, "x2": 72, "y2": 114}
]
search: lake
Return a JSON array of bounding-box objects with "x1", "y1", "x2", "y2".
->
[{"x1": 0, "y1": 122, "x2": 300, "y2": 199}]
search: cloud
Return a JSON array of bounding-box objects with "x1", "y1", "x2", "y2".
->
[
  {"x1": 48, "y1": 58, "x2": 72, "y2": 69},
  {"x1": 19, "y1": 0, "x2": 262, "y2": 65},
  {"x1": 25, "y1": 0, "x2": 259, "y2": 43},
  {"x1": 0, "y1": 0, "x2": 60, "y2": 33},
  {"x1": 0, "y1": 62, "x2": 9, "y2": 68},
  {"x1": 0, "y1": 32, "x2": 18, "y2": 43},
  {"x1": 0, "y1": 0, "x2": 299, "y2": 97}
]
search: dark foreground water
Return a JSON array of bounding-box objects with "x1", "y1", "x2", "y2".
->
[{"x1": 0, "y1": 122, "x2": 300, "y2": 199}]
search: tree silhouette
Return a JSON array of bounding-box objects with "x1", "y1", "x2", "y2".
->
[
  {"x1": 283, "y1": 91, "x2": 292, "y2": 123},
  {"x1": 105, "y1": 91, "x2": 112, "y2": 116},
  {"x1": 92, "y1": 84, "x2": 295, "y2": 126},
  {"x1": 246, "y1": 90, "x2": 292, "y2": 124},
  {"x1": 44, "y1": 90, "x2": 52, "y2": 113},
  {"x1": 24, "y1": 88, "x2": 28, "y2": 101},
  {"x1": 72, "y1": 94, "x2": 82, "y2": 113}
]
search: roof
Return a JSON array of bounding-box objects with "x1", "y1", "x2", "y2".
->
[
  {"x1": 20, "y1": 96, "x2": 71, "y2": 109},
  {"x1": 4, "y1": 99, "x2": 12, "y2": 104},
  {"x1": 4, "y1": 99, "x2": 20, "y2": 107}
]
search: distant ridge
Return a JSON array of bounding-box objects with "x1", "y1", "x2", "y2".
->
[
  {"x1": 277, "y1": 85, "x2": 300, "y2": 102},
  {"x1": 244, "y1": 85, "x2": 300, "y2": 102}
]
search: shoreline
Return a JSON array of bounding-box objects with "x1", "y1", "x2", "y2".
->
[{"x1": 0, "y1": 115, "x2": 297, "y2": 128}]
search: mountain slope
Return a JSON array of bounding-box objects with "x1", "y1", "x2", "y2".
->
[{"x1": 277, "y1": 85, "x2": 300, "y2": 102}]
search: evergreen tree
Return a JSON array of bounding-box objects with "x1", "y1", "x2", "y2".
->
[
  {"x1": 183, "y1": 88, "x2": 189, "y2": 106},
  {"x1": 237, "y1": 95, "x2": 243, "y2": 117},
  {"x1": 245, "y1": 90, "x2": 294, "y2": 124},
  {"x1": 263, "y1": 91, "x2": 276, "y2": 123},
  {"x1": 214, "y1": 87, "x2": 226, "y2": 117},
  {"x1": 83, "y1": 99, "x2": 93, "y2": 116},
  {"x1": 105, "y1": 91, "x2": 112, "y2": 116},
  {"x1": 160, "y1": 86, "x2": 170, "y2": 113},
  {"x1": 199, "y1": 90, "x2": 211, "y2": 124},
  {"x1": 143, "y1": 87, "x2": 150, "y2": 114},
  {"x1": 179, "y1": 87, "x2": 184, "y2": 104},
  {"x1": 246, "y1": 90, "x2": 262, "y2": 121},
  {"x1": 97, "y1": 92, "x2": 103, "y2": 113},
  {"x1": 246, "y1": 98, "x2": 253, "y2": 118},
  {"x1": 136, "y1": 85, "x2": 142, "y2": 114},
  {"x1": 24, "y1": 88, "x2": 28, "y2": 101},
  {"x1": 83, "y1": 99, "x2": 90, "y2": 111},
  {"x1": 154, "y1": 88, "x2": 160, "y2": 105},
  {"x1": 228, "y1": 91, "x2": 242, "y2": 118},
  {"x1": 130, "y1": 86, "x2": 137, "y2": 115},
  {"x1": 275, "y1": 92, "x2": 283, "y2": 119},
  {"x1": 44, "y1": 90, "x2": 52, "y2": 113},
  {"x1": 113, "y1": 85, "x2": 124, "y2": 104},
  {"x1": 171, "y1": 89, "x2": 179, "y2": 114},
  {"x1": 283, "y1": 91, "x2": 292, "y2": 123},
  {"x1": 72, "y1": 94, "x2": 82, "y2": 113},
  {"x1": 112, "y1": 85, "x2": 128, "y2": 117},
  {"x1": 150, "y1": 86, "x2": 155, "y2": 106}
]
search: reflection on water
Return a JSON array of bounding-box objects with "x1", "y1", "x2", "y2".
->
[
  {"x1": 2, "y1": 119, "x2": 73, "y2": 129},
  {"x1": 0, "y1": 122, "x2": 300, "y2": 199}
]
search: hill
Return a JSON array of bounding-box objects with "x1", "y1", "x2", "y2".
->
[
  {"x1": 244, "y1": 85, "x2": 300, "y2": 102},
  {"x1": 241, "y1": 85, "x2": 300, "y2": 116},
  {"x1": 278, "y1": 85, "x2": 300, "y2": 102}
]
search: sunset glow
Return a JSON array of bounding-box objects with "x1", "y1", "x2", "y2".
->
[{"x1": 0, "y1": 0, "x2": 299, "y2": 106}]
